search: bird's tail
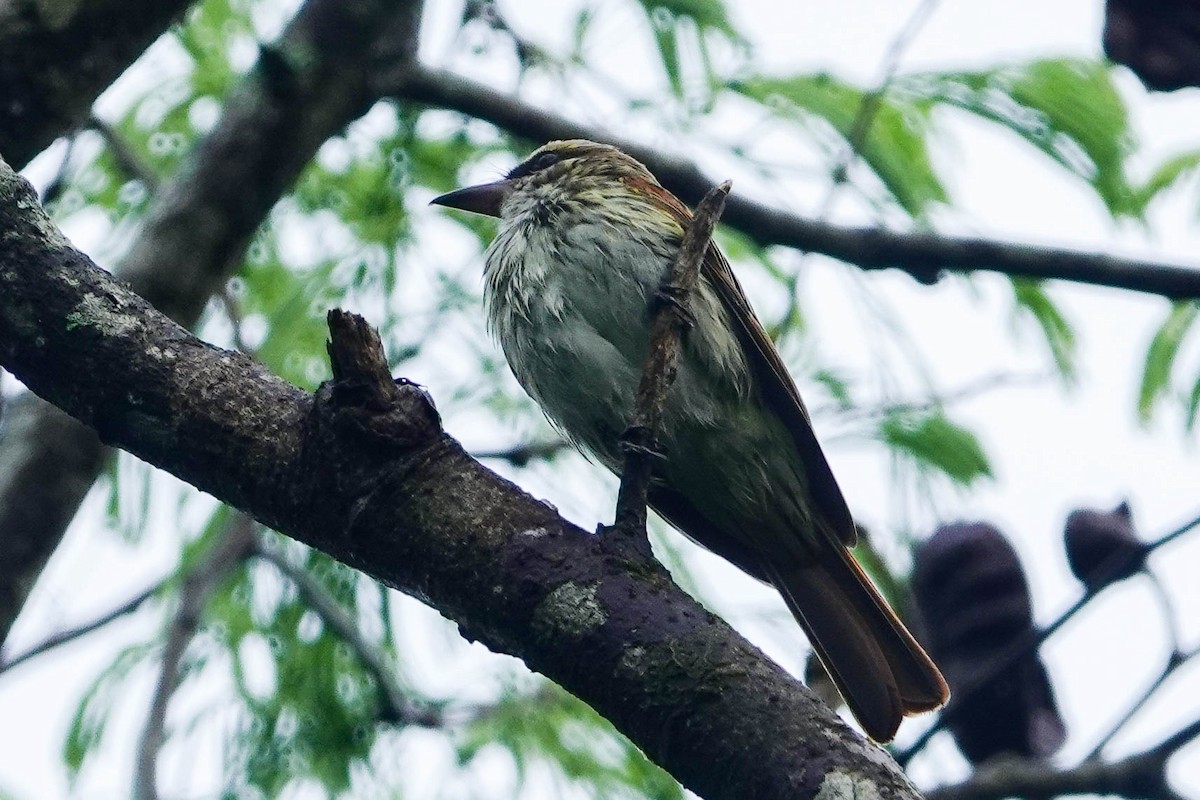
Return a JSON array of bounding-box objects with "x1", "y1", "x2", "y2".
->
[{"x1": 764, "y1": 545, "x2": 948, "y2": 742}]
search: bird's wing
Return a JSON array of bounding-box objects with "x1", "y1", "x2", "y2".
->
[{"x1": 632, "y1": 177, "x2": 857, "y2": 545}]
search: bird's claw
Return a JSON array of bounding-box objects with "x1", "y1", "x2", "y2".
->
[
  {"x1": 653, "y1": 284, "x2": 695, "y2": 329},
  {"x1": 619, "y1": 425, "x2": 666, "y2": 460}
]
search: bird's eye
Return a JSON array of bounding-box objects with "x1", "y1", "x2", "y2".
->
[
  {"x1": 508, "y1": 151, "x2": 560, "y2": 179},
  {"x1": 527, "y1": 152, "x2": 559, "y2": 172}
]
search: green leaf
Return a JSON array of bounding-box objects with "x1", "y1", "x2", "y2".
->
[
  {"x1": 899, "y1": 59, "x2": 1137, "y2": 217},
  {"x1": 175, "y1": 0, "x2": 250, "y2": 97},
  {"x1": 99, "y1": 454, "x2": 156, "y2": 544},
  {"x1": 732, "y1": 73, "x2": 947, "y2": 217},
  {"x1": 294, "y1": 142, "x2": 411, "y2": 249},
  {"x1": 1011, "y1": 278, "x2": 1077, "y2": 381},
  {"x1": 878, "y1": 411, "x2": 992, "y2": 486},
  {"x1": 812, "y1": 367, "x2": 854, "y2": 410},
  {"x1": 220, "y1": 555, "x2": 389, "y2": 796},
  {"x1": 1186, "y1": 370, "x2": 1200, "y2": 432},
  {"x1": 649, "y1": 11, "x2": 683, "y2": 99},
  {"x1": 1138, "y1": 301, "x2": 1200, "y2": 422},
  {"x1": 1136, "y1": 149, "x2": 1200, "y2": 211},
  {"x1": 637, "y1": 0, "x2": 743, "y2": 39},
  {"x1": 636, "y1": 0, "x2": 748, "y2": 107},
  {"x1": 65, "y1": 644, "x2": 156, "y2": 779},
  {"x1": 236, "y1": 245, "x2": 338, "y2": 388},
  {"x1": 570, "y1": 6, "x2": 595, "y2": 62},
  {"x1": 1180, "y1": 367, "x2": 1200, "y2": 431},
  {"x1": 460, "y1": 683, "x2": 684, "y2": 799}
]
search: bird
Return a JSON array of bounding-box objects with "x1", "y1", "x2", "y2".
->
[
  {"x1": 431, "y1": 139, "x2": 948, "y2": 741},
  {"x1": 1063, "y1": 501, "x2": 1145, "y2": 592}
]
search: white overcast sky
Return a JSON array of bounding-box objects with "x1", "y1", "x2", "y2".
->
[{"x1": 4, "y1": 0, "x2": 1200, "y2": 797}]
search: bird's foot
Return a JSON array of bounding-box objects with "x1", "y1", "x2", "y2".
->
[
  {"x1": 653, "y1": 283, "x2": 695, "y2": 329},
  {"x1": 618, "y1": 425, "x2": 666, "y2": 460}
]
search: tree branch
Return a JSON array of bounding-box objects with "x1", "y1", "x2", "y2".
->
[
  {"x1": 253, "y1": 535, "x2": 450, "y2": 728},
  {"x1": 0, "y1": 0, "x2": 427, "y2": 648},
  {"x1": 470, "y1": 439, "x2": 570, "y2": 466},
  {"x1": 815, "y1": 370, "x2": 1052, "y2": 425},
  {"x1": 0, "y1": 159, "x2": 920, "y2": 800},
  {"x1": 610, "y1": 180, "x2": 731, "y2": 556},
  {"x1": 87, "y1": 114, "x2": 160, "y2": 191},
  {"x1": 1086, "y1": 629, "x2": 1196, "y2": 760},
  {"x1": 399, "y1": 66, "x2": 1200, "y2": 300},
  {"x1": 0, "y1": 578, "x2": 165, "y2": 674},
  {"x1": 0, "y1": 395, "x2": 107, "y2": 644},
  {"x1": 925, "y1": 718, "x2": 1200, "y2": 800},
  {"x1": 134, "y1": 513, "x2": 256, "y2": 800},
  {"x1": 924, "y1": 752, "x2": 1180, "y2": 800},
  {"x1": 0, "y1": 0, "x2": 194, "y2": 169}
]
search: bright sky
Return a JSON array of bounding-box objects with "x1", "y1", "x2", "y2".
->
[{"x1": 4, "y1": 0, "x2": 1200, "y2": 797}]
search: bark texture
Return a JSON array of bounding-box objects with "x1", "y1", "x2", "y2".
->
[{"x1": 0, "y1": 0, "x2": 192, "y2": 169}]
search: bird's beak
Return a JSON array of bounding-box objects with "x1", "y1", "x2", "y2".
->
[{"x1": 430, "y1": 179, "x2": 512, "y2": 218}]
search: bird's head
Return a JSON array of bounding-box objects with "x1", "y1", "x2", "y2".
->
[{"x1": 430, "y1": 139, "x2": 658, "y2": 220}]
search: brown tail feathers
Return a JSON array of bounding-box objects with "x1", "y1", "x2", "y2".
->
[{"x1": 766, "y1": 546, "x2": 948, "y2": 742}]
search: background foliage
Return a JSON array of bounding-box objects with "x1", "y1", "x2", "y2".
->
[{"x1": 3, "y1": 0, "x2": 1200, "y2": 798}]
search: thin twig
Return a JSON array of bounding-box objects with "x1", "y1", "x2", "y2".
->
[
  {"x1": 88, "y1": 114, "x2": 160, "y2": 191},
  {"x1": 899, "y1": 509, "x2": 1200, "y2": 765},
  {"x1": 253, "y1": 539, "x2": 448, "y2": 727},
  {"x1": 133, "y1": 514, "x2": 256, "y2": 800},
  {"x1": 822, "y1": 0, "x2": 941, "y2": 207},
  {"x1": 401, "y1": 67, "x2": 1200, "y2": 300},
  {"x1": 39, "y1": 134, "x2": 80, "y2": 205},
  {"x1": 927, "y1": 719, "x2": 1200, "y2": 800},
  {"x1": 1145, "y1": 570, "x2": 1184, "y2": 660},
  {"x1": 1087, "y1": 644, "x2": 1197, "y2": 760},
  {"x1": 791, "y1": 0, "x2": 943, "y2": 428},
  {"x1": 471, "y1": 438, "x2": 570, "y2": 466},
  {"x1": 0, "y1": 579, "x2": 167, "y2": 674},
  {"x1": 608, "y1": 181, "x2": 732, "y2": 556},
  {"x1": 1154, "y1": 716, "x2": 1200, "y2": 756},
  {"x1": 815, "y1": 370, "x2": 1051, "y2": 424},
  {"x1": 924, "y1": 744, "x2": 1183, "y2": 800},
  {"x1": 216, "y1": 285, "x2": 250, "y2": 354}
]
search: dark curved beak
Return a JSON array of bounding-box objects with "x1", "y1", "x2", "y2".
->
[{"x1": 430, "y1": 179, "x2": 512, "y2": 218}]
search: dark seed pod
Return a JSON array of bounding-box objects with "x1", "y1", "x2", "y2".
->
[
  {"x1": 1105, "y1": 0, "x2": 1200, "y2": 92},
  {"x1": 912, "y1": 522, "x2": 1066, "y2": 765},
  {"x1": 1064, "y1": 501, "x2": 1146, "y2": 592}
]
